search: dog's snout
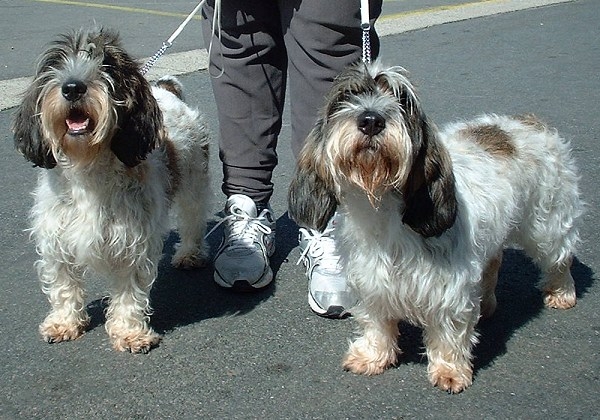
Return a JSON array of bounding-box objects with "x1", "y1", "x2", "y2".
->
[
  {"x1": 62, "y1": 79, "x2": 87, "y2": 102},
  {"x1": 357, "y1": 111, "x2": 385, "y2": 136}
]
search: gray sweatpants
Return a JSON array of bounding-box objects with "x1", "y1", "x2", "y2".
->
[{"x1": 202, "y1": 0, "x2": 382, "y2": 206}]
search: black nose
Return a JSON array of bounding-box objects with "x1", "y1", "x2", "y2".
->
[
  {"x1": 61, "y1": 79, "x2": 87, "y2": 102},
  {"x1": 357, "y1": 111, "x2": 385, "y2": 136}
]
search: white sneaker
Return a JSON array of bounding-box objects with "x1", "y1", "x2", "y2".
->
[
  {"x1": 298, "y1": 213, "x2": 356, "y2": 318},
  {"x1": 213, "y1": 194, "x2": 275, "y2": 291}
]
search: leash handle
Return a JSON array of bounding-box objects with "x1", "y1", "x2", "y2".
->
[
  {"x1": 360, "y1": 0, "x2": 372, "y2": 64},
  {"x1": 167, "y1": 0, "x2": 205, "y2": 44}
]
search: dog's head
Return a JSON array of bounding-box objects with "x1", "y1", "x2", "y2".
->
[
  {"x1": 12, "y1": 27, "x2": 163, "y2": 169},
  {"x1": 288, "y1": 62, "x2": 457, "y2": 237}
]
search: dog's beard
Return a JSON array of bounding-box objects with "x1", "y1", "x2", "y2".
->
[
  {"x1": 40, "y1": 81, "x2": 116, "y2": 166},
  {"x1": 326, "y1": 119, "x2": 411, "y2": 207}
]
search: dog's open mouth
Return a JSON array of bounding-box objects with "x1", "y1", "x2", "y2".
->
[{"x1": 66, "y1": 109, "x2": 93, "y2": 135}]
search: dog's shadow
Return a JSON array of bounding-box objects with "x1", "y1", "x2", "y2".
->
[
  {"x1": 392, "y1": 249, "x2": 594, "y2": 373},
  {"x1": 84, "y1": 236, "x2": 594, "y2": 367},
  {"x1": 85, "y1": 213, "x2": 299, "y2": 335}
]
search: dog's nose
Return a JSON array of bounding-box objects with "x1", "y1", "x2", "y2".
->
[
  {"x1": 61, "y1": 79, "x2": 87, "y2": 102},
  {"x1": 357, "y1": 111, "x2": 385, "y2": 136}
]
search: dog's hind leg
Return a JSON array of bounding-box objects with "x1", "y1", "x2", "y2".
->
[
  {"x1": 518, "y1": 139, "x2": 581, "y2": 309},
  {"x1": 171, "y1": 186, "x2": 210, "y2": 269},
  {"x1": 343, "y1": 316, "x2": 400, "y2": 376},
  {"x1": 520, "y1": 219, "x2": 578, "y2": 309},
  {"x1": 523, "y1": 221, "x2": 578, "y2": 309},
  {"x1": 518, "y1": 193, "x2": 580, "y2": 310},
  {"x1": 170, "y1": 137, "x2": 210, "y2": 269},
  {"x1": 105, "y1": 269, "x2": 161, "y2": 353},
  {"x1": 37, "y1": 259, "x2": 90, "y2": 343},
  {"x1": 480, "y1": 249, "x2": 503, "y2": 318},
  {"x1": 541, "y1": 256, "x2": 576, "y2": 309}
]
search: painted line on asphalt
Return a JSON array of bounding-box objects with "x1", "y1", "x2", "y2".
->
[
  {"x1": 28, "y1": 0, "x2": 201, "y2": 19},
  {"x1": 0, "y1": 0, "x2": 573, "y2": 111}
]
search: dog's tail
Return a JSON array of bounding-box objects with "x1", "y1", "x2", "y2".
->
[{"x1": 155, "y1": 76, "x2": 185, "y2": 101}]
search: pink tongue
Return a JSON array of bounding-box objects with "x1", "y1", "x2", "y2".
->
[{"x1": 66, "y1": 118, "x2": 89, "y2": 131}]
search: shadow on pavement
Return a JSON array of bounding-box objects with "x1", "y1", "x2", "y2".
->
[
  {"x1": 82, "y1": 213, "x2": 301, "y2": 336},
  {"x1": 386, "y1": 249, "x2": 595, "y2": 373},
  {"x1": 84, "y1": 231, "x2": 594, "y2": 365}
]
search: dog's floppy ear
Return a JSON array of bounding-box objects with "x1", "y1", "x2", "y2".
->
[
  {"x1": 288, "y1": 120, "x2": 338, "y2": 232},
  {"x1": 110, "y1": 87, "x2": 163, "y2": 167},
  {"x1": 103, "y1": 32, "x2": 163, "y2": 167},
  {"x1": 13, "y1": 78, "x2": 57, "y2": 169},
  {"x1": 401, "y1": 117, "x2": 457, "y2": 238}
]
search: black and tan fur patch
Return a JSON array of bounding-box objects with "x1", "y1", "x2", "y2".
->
[
  {"x1": 462, "y1": 124, "x2": 515, "y2": 157},
  {"x1": 155, "y1": 79, "x2": 183, "y2": 100}
]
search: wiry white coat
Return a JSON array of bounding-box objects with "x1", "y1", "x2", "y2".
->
[
  {"x1": 13, "y1": 28, "x2": 211, "y2": 353},
  {"x1": 288, "y1": 63, "x2": 582, "y2": 393},
  {"x1": 29, "y1": 84, "x2": 210, "y2": 353},
  {"x1": 338, "y1": 114, "x2": 581, "y2": 391},
  {"x1": 341, "y1": 114, "x2": 580, "y2": 324}
]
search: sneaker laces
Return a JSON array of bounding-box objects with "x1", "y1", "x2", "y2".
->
[
  {"x1": 206, "y1": 205, "x2": 273, "y2": 251},
  {"x1": 297, "y1": 226, "x2": 341, "y2": 273}
]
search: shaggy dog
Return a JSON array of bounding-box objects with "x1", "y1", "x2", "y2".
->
[
  {"x1": 13, "y1": 27, "x2": 210, "y2": 353},
  {"x1": 288, "y1": 62, "x2": 582, "y2": 392}
]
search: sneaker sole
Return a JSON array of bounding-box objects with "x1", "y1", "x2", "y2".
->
[
  {"x1": 307, "y1": 292, "x2": 352, "y2": 319},
  {"x1": 212, "y1": 240, "x2": 276, "y2": 291},
  {"x1": 214, "y1": 268, "x2": 273, "y2": 291}
]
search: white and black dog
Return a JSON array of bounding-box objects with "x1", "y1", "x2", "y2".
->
[
  {"x1": 288, "y1": 62, "x2": 583, "y2": 392},
  {"x1": 13, "y1": 27, "x2": 210, "y2": 353}
]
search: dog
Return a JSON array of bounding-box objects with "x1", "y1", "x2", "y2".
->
[
  {"x1": 288, "y1": 62, "x2": 583, "y2": 393},
  {"x1": 12, "y1": 27, "x2": 211, "y2": 353}
]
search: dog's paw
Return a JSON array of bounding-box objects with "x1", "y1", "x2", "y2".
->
[
  {"x1": 39, "y1": 312, "x2": 89, "y2": 343},
  {"x1": 171, "y1": 252, "x2": 209, "y2": 269},
  {"x1": 39, "y1": 319, "x2": 87, "y2": 343},
  {"x1": 342, "y1": 339, "x2": 397, "y2": 376},
  {"x1": 428, "y1": 363, "x2": 473, "y2": 394},
  {"x1": 480, "y1": 293, "x2": 497, "y2": 319},
  {"x1": 111, "y1": 329, "x2": 161, "y2": 354},
  {"x1": 543, "y1": 289, "x2": 576, "y2": 309}
]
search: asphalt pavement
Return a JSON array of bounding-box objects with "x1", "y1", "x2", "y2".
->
[{"x1": 1, "y1": 0, "x2": 598, "y2": 418}]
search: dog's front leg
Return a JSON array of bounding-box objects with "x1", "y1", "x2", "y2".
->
[
  {"x1": 343, "y1": 315, "x2": 400, "y2": 375},
  {"x1": 38, "y1": 258, "x2": 90, "y2": 343},
  {"x1": 423, "y1": 317, "x2": 477, "y2": 393},
  {"x1": 105, "y1": 270, "x2": 161, "y2": 353}
]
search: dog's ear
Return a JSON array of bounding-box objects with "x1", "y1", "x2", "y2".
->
[
  {"x1": 288, "y1": 120, "x2": 338, "y2": 232},
  {"x1": 110, "y1": 89, "x2": 163, "y2": 167},
  {"x1": 103, "y1": 34, "x2": 163, "y2": 167},
  {"x1": 401, "y1": 118, "x2": 457, "y2": 238},
  {"x1": 12, "y1": 80, "x2": 57, "y2": 169}
]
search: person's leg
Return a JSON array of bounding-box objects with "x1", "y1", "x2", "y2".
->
[
  {"x1": 202, "y1": 0, "x2": 285, "y2": 289},
  {"x1": 202, "y1": 0, "x2": 287, "y2": 207},
  {"x1": 281, "y1": 0, "x2": 382, "y2": 317}
]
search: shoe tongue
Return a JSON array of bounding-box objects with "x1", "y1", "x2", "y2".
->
[{"x1": 228, "y1": 194, "x2": 258, "y2": 218}]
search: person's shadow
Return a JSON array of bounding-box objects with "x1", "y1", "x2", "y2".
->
[{"x1": 84, "y1": 212, "x2": 300, "y2": 336}]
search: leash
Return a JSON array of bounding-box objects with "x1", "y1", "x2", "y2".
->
[
  {"x1": 360, "y1": 0, "x2": 372, "y2": 64},
  {"x1": 141, "y1": 0, "x2": 367, "y2": 74},
  {"x1": 140, "y1": 0, "x2": 206, "y2": 76}
]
